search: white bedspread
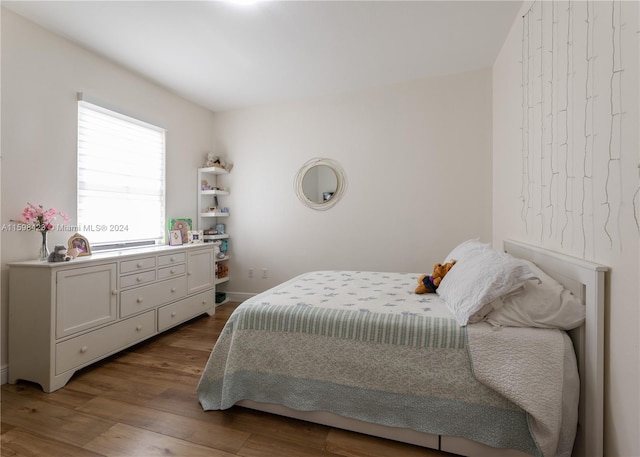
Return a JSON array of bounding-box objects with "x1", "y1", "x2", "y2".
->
[{"x1": 467, "y1": 323, "x2": 579, "y2": 457}]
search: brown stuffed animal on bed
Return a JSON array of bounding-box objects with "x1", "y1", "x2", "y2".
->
[{"x1": 415, "y1": 260, "x2": 456, "y2": 294}]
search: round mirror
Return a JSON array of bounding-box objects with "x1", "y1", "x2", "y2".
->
[
  {"x1": 302, "y1": 165, "x2": 337, "y2": 203},
  {"x1": 295, "y1": 158, "x2": 347, "y2": 210}
]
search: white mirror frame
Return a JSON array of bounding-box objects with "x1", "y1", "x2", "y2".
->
[{"x1": 294, "y1": 158, "x2": 347, "y2": 211}]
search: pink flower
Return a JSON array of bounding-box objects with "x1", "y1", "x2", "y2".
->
[{"x1": 11, "y1": 202, "x2": 68, "y2": 232}]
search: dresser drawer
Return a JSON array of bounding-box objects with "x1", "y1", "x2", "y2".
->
[
  {"x1": 158, "y1": 290, "x2": 215, "y2": 332},
  {"x1": 158, "y1": 252, "x2": 186, "y2": 267},
  {"x1": 55, "y1": 311, "x2": 155, "y2": 375},
  {"x1": 120, "y1": 276, "x2": 187, "y2": 318},
  {"x1": 120, "y1": 270, "x2": 156, "y2": 289},
  {"x1": 157, "y1": 263, "x2": 186, "y2": 280},
  {"x1": 120, "y1": 256, "x2": 156, "y2": 274}
]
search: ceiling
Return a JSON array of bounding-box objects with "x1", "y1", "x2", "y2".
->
[{"x1": 3, "y1": 0, "x2": 522, "y2": 112}]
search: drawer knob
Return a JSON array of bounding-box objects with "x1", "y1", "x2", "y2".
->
[
  {"x1": 136, "y1": 262, "x2": 143, "y2": 268},
  {"x1": 112, "y1": 290, "x2": 118, "y2": 295},
  {"x1": 136, "y1": 276, "x2": 142, "y2": 282},
  {"x1": 171, "y1": 288, "x2": 176, "y2": 293},
  {"x1": 170, "y1": 269, "x2": 175, "y2": 274},
  {"x1": 202, "y1": 300, "x2": 207, "y2": 305},
  {"x1": 170, "y1": 257, "x2": 175, "y2": 262},
  {"x1": 80, "y1": 346, "x2": 88, "y2": 353},
  {"x1": 136, "y1": 325, "x2": 143, "y2": 331},
  {"x1": 171, "y1": 312, "x2": 177, "y2": 317},
  {"x1": 136, "y1": 297, "x2": 143, "y2": 303}
]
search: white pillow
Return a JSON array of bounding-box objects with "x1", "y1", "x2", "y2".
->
[
  {"x1": 437, "y1": 246, "x2": 537, "y2": 326},
  {"x1": 443, "y1": 239, "x2": 490, "y2": 263},
  {"x1": 485, "y1": 260, "x2": 585, "y2": 330}
]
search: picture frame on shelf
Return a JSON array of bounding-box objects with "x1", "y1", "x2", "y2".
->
[
  {"x1": 67, "y1": 233, "x2": 91, "y2": 257},
  {"x1": 187, "y1": 230, "x2": 204, "y2": 244},
  {"x1": 168, "y1": 218, "x2": 192, "y2": 244},
  {"x1": 168, "y1": 229, "x2": 183, "y2": 246}
]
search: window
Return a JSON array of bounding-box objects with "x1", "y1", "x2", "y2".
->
[{"x1": 77, "y1": 100, "x2": 166, "y2": 250}]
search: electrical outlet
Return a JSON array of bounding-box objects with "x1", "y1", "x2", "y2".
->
[
  {"x1": 248, "y1": 268, "x2": 254, "y2": 279},
  {"x1": 262, "y1": 268, "x2": 268, "y2": 279}
]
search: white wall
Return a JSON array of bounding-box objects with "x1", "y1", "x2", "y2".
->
[
  {"x1": 0, "y1": 9, "x2": 215, "y2": 373},
  {"x1": 493, "y1": 1, "x2": 639, "y2": 455},
  {"x1": 211, "y1": 69, "x2": 493, "y2": 296}
]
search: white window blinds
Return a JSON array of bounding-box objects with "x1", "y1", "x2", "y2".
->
[{"x1": 77, "y1": 100, "x2": 166, "y2": 248}]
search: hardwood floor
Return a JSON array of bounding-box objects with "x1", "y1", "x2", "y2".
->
[{"x1": 1, "y1": 302, "x2": 455, "y2": 457}]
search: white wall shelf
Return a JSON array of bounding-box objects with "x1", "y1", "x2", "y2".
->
[
  {"x1": 204, "y1": 234, "x2": 229, "y2": 240},
  {"x1": 200, "y1": 189, "x2": 229, "y2": 196},
  {"x1": 198, "y1": 166, "x2": 231, "y2": 298}
]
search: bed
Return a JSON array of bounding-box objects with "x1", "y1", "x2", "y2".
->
[{"x1": 197, "y1": 239, "x2": 607, "y2": 457}]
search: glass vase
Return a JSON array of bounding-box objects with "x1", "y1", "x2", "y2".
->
[{"x1": 39, "y1": 231, "x2": 50, "y2": 261}]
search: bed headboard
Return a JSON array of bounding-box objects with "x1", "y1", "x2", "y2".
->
[{"x1": 503, "y1": 239, "x2": 608, "y2": 457}]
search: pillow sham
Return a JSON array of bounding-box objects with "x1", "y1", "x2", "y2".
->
[
  {"x1": 485, "y1": 260, "x2": 585, "y2": 330},
  {"x1": 437, "y1": 246, "x2": 537, "y2": 326}
]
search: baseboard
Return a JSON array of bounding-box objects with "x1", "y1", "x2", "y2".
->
[
  {"x1": 1, "y1": 364, "x2": 8, "y2": 385},
  {"x1": 225, "y1": 291, "x2": 255, "y2": 303},
  {"x1": 215, "y1": 291, "x2": 255, "y2": 306}
]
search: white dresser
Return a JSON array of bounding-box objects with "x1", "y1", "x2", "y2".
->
[{"x1": 8, "y1": 244, "x2": 216, "y2": 392}]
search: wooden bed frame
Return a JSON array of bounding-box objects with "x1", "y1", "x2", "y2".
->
[{"x1": 237, "y1": 239, "x2": 608, "y2": 457}]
